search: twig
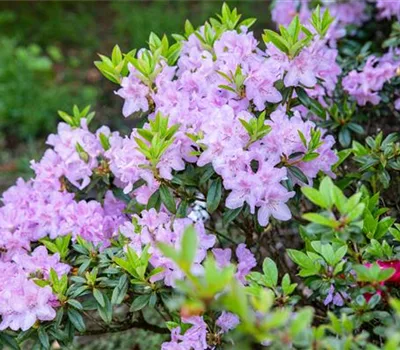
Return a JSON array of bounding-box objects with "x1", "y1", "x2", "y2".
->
[
  {"x1": 81, "y1": 320, "x2": 169, "y2": 336},
  {"x1": 205, "y1": 226, "x2": 237, "y2": 244}
]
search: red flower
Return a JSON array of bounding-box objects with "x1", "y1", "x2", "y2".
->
[
  {"x1": 363, "y1": 260, "x2": 400, "y2": 302},
  {"x1": 376, "y1": 260, "x2": 400, "y2": 283}
]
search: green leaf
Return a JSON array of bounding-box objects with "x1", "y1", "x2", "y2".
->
[
  {"x1": 297, "y1": 130, "x2": 307, "y2": 147},
  {"x1": 67, "y1": 299, "x2": 83, "y2": 310},
  {"x1": 111, "y1": 275, "x2": 129, "y2": 305},
  {"x1": 137, "y1": 129, "x2": 154, "y2": 143},
  {"x1": 130, "y1": 294, "x2": 151, "y2": 312},
  {"x1": 0, "y1": 333, "x2": 20, "y2": 350},
  {"x1": 339, "y1": 128, "x2": 351, "y2": 147},
  {"x1": 319, "y1": 177, "x2": 334, "y2": 209},
  {"x1": 379, "y1": 268, "x2": 395, "y2": 282},
  {"x1": 378, "y1": 169, "x2": 391, "y2": 189},
  {"x1": 309, "y1": 99, "x2": 326, "y2": 119},
  {"x1": 347, "y1": 122, "x2": 364, "y2": 134},
  {"x1": 223, "y1": 207, "x2": 243, "y2": 226},
  {"x1": 375, "y1": 217, "x2": 395, "y2": 240},
  {"x1": 302, "y1": 152, "x2": 319, "y2": 162},
  {"x1": 303, "y1": 213, "x2": 338, "y2": 228},
  {"x1": 240, "y1": 18, "x2": 257, "y2": 28},
  {"x1": 166, "y1": 321, "x2": 180, "y2": 331},
  {"x1": 262, "y1": 30, "x2": 289, "y2": 53},
  {"x1": 281, "y1": 274, "x2": 297, "y2": 295},
  {"x1": 288, "y1": 166, "x2": 308, "y2": 184},
  {"x1": 99, "y1": 133, "x2": 111, "y2": 151},
  {"x1": 49, "y1": 268, "x2": 59, "y2": 287},
  {"x1": 334, "y1": 245, "x2": 348, "y2": 265},
  {"x1": 222, "y1": 280, "x2": 250, "y2": 321},
  {"x1": 219, "y1": 84, "x2": 236, "y2": 93},
  {"x1": 291, "y1": 308, "x2": 313, "y2": 336},
  {"x1": 287, "y1": 249, "x2": 318, "y2": 271},
  {"x1": 332, "y1": 185, "x2": 347, "y2": 215},
  {"x1": 207, "y1": 178, "x2": 222, "y2": 213},
  {"x1": 93, "y1": 288, "x2": 105, "y2": 307},
  {"x1": 148, "y1": 266, "x2": 164, "y2": 279},
  {"x1": 69, "y1": 285, "x2": 89, "y2": 299},
  {"x1": 97, "y1": 294, "x2": 113, "y2": 324},
  {"x1": 181, "y1": 225, "x2": 198, "y2": 268},
  {"x1": 111, "y1": 45, "x2": 123, "y2": 65},
  {"x1": 320, "y1": 244, "x2": 336, "y2": 266},
  {"x1": 146, "y1": 190, "x2": 161, "y2": 211},
  {"x1": 262, "y1": 258, "x2": 278, "y2": 287},
  {"x1": 157, "y1": 243, "x2": 180, "y2": 264},
  {"x1": 347, "y1": 203, "x2": 365, "y2": 222},
  {"x1": 332, "y1": 149, "x2": 352, "y2": 170},
  {"x1": 287, "y1": 15, "x2": 301, "y2": 41},
  {"x1": 199, "y1": 164, "x2": 215, "y2": 185},
  {"x1": 176, "y1": 200, "x2": 189, "y2": 218},
  {"x1": 301, "y1": 186, "x2": 327, "y2": 208},
  {"x1": 345, "y1": 192, "x2": 362, "y2": 212},
  {"x1": 68, "y1": 309, "x2": 86, "y2": 333},
  {"x1": 296, "y1": 86, "x2": 310, "y2": 103},
  {"x1": 38, "y1": 328, "x2": 50, "y2": 350},
  {"x1": 159, "y1": 185, "x2": 176, "y2": 214},
  {"x1": 40, "y1": 240, "x2": 58, "y2": 254}
]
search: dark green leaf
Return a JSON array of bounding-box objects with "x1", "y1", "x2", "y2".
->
[
  {"x1": 38, "y1": 329, "x2": 50, "y2": 350},
  {"x1": 68, "y1": 309, "x2": 86, "y2": 333},
  {"x1": 207, "y1": 178, "x2": 222, "y2": 213},
  {"x1": 111, "y1": 275, "x2": 129, "y2": 305},
  {"x1": 347, "y1": 122, "x2": 364, "y2": 134},
  {"x1": 288, "y1": 166, "x2": 308, "y2": 184},
  {"x1": 130, "y1": 294, "x2": 151, "y2": 312},
  {"x1": 93, "y1": 288, "x2": 105, "y2": 307},
  {"x1": 147, "y1": 190, "x2": 161, "y2": 211},
  {"x1": 0, "y1": 333, "x2": 20, "y2": 350},
  {"x1": 159, "y1": 185, "x2": 176, "y2": 214},
  {"x1": 200, "y1": 164, "x2": 215, "y2": 185},
  {"x1": 339, "y1": 128, "x2": 351, "y2": 147},
  {"x1": 223, "y1": 207, "x2": 243, "y2": 226},
  {"x1": 97, "y1": 294, "x2": 113, "y2": 324},
  {"x1": 67, "y1": 299, "x2": 83, "y2": 310},
  {"x1": 176, "y1": 200, "x2": 189, "y2": 218}
]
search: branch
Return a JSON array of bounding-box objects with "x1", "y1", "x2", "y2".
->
[{"x1": 81, "y1": 319, "x2": 169, "y2": 336}]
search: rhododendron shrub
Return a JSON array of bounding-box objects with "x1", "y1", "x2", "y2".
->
[{"x1": 2, "y1": 2, "x2": 400, "y2": 349}]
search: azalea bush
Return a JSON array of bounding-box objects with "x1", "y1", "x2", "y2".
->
[{"x1": 1, "y1": 1, "x2": 400, "y2": 349}]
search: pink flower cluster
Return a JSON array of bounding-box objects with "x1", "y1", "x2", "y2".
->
[
  {"x1": 0, "y1": 120, "x2": 128, "y2": 330},
  {"x1": 42, "y1": 120, "x2": 112, "y2": 190},
  {"x1": 271, "y1": 0, "x2": 368, "y2": 47},
  {"x1": 0, "y1": 248, "x2": 69, "y2": 331},
  {"x1": 116, "y1": 65, "x2": 150, "y2": 117},
  {"x1": 343, "y1": 52, "x2": 399, "y2": 106},
  {"x1": 271, "y1": 0, "x2": 311, "y2": 28},
  {"x1": 105, "y1": 129, "x2": 185, "y2": 199},
  {"x1": 162, "y1": 316, "x2": 208, "y2": 350},
  {"x1": 0, "y1": 101, "x2": 254, "y2": 333},
  {"x1": 213, "y1": 243, "x2": 257, "y2": 284},
  {"x1": 113, "y1": 26, "x2": 338, "y2": 226},
  {"x1": 1, "y1": 177, "x2": 125, "y2": 255},
  {"x1": 120, "y1": 209, "x2": 216, "y2": 286},
  {"x1": 375, "y1": 0, "x2": 400, "y2": 21},
  {"x1": 162, "y1": 313, "x2": 239, "y2": 350}
]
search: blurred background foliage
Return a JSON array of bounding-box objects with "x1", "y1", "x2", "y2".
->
[
  {"x1": 0, "y1": 1, "x2": 272, "y2": 195},
  {"x1": 0, "y1": 1, "x2": 271, "y2": 348}
]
